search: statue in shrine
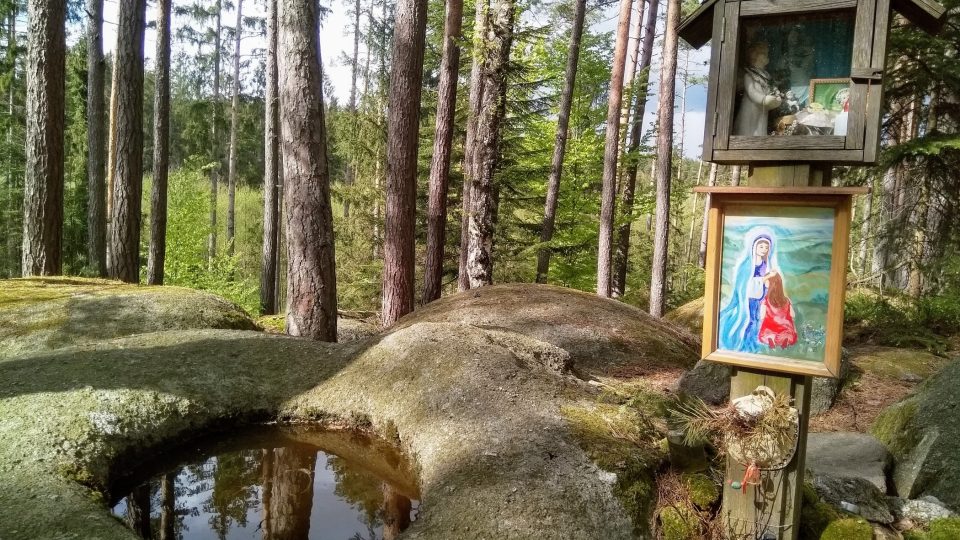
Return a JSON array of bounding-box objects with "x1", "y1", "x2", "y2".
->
[{"x1": 734, "y1": 42, "x2": 782, "y2": 136}]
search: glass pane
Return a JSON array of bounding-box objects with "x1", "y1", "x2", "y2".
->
[{"x1": 732, "y1": 11, "x2": 855, "y2": 137}]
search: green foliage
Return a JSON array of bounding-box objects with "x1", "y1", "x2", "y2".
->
[
  {"x1": 143, "y1": 164, "x2": 259, "y2": 314},
  {"x1": 844, "y1": 290, "x2": 957, "y2": 353},
  {"x1": 682, "y1": 473, "x2": 718, "y2": 509},
  {"x1": 800, "y1": 482, "x2": 841, "y2": 539},
  {"x1": 929, "y1": 518, "x2": 960, "y2": 540}
]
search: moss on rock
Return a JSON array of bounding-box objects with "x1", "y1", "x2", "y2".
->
[
  {"x1": 658, "y1": 506, "x2": 700, "y2": 539},
  {"x1": 682, "y1": 473, "x2": 719, "y2": 509},
  {"x1": 820, "y1": 518, "x2": 873, "y2": 540},
  {"x1": 664, "y1": 297, "x2": 704, "y2": 335},
  {"x1": 800, "y1": 482, "x2": 841, "y2": 539},
  {"x1": 0, "y1": 277, "x2": 258, "y2": 360}
]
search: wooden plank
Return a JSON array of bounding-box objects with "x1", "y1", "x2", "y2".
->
[
  {"x1": 702, "y1": 205, "x2": 723, "y2": 358},
  {"x1": 863, "y1": 0, "x2": 892, "y2": 163},
  {"x1": 823, "y1": 196, "x2": 852, "y2": 377},
  {"x1": 891, "y1": 0, "x2": 946, "y2": 34},
  {"x1": 727, "y1": 136, "x2": 847, "y2": 151},
  {"x1": 739, "y1": 0, "x2": 856, "y2": 15},
  {"x1": 714, "y1": 2, "x2": 740, "y2": 151},
  {"x1": 711, "y1": 149, "x2": 863, "y2": 163},
  {"x1": 846, "y1": 0, "x2": 877, "y2": 151},
  {"x1": 702, "y1": 2, "x2": 725, "y2": 161},
  {"x1": 705, "y1": 350, "x2": 838, "y2": 378},
  {"x1": 872, "y1": 0, "x2": 893, "y2": 70},
  {"x1": 693, "y1": 186, "x2": 869, "y2": 195},
  {"x1": 678, "y1": 0, "x2": 719, "y2": 49}
]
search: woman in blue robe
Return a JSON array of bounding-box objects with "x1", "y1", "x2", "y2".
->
[{"x1": 718, "y1": 230, "x2": 778, "y2": 353}]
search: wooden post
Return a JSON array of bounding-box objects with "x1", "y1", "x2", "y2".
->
[{"x1": 720, "y1": 164, "x2": 826, "y2": 540}]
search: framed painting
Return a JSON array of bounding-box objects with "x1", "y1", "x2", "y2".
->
[
  {"x1": 700, "y1": 189, "x2": 854, "y2": 378},
  {"x1": 809, "y1": 78, "x2": 851, "y2": 113}
]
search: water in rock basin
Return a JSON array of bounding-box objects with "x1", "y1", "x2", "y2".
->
[{"x1": 110, "y1": 426, "x2": 420, "y2": 540}]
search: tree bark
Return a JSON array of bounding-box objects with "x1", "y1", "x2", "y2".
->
[
  {"x1": 147, "y1": 0, "x2": 171, "y2": 285},
  {"x1": 226, "y1": 0, "x2": 243, "y2": 256},
  {"x1": 857, "y1": 177, "x2": 873, "y2": 277},
  {"x1": 278, "y1": 0, "x2": 338, "y2": 341},
  {"x1": 596, "y1": 0, "x2": 633, "y2": 297},
  {"x1": 209, "y1": 0, "x2": 223, "y2": 263},
  {"x1": 260, "y1": 0, "x2": 281, "y2": 315},
  {"x1": 86, "y1": 0, "x2": 106, "y2": 276},
  {"x1": 648, "y1": 0, "x2": 680, "y2": 317},
  {"x1": 22, "y1": 0, "x2": 66, "y2": 276},
  {"x1": 381, "y1": 0, "x2": 429, "y2": 326},
  {"x1": 617, "y1": 0, "x2": 646, "y2": 153},
  {"x1": 263, "y1": 447, "x2": 316, "y2": 537},
  {"x1": 697, "y1": 162, "x2": 718, "y2": 268},
  {"x1": 872, "y1": 165, "x2": 896, "y2": 288},
  {"x1": 159, "y1": 472, "x2": 175, "y2": 540},
  {"x1": 466, "y1": 0, "x2": 514, "y2": 289},
  {"x1": 458, "y1": 0, "x2": 488, "y2": 292},
  {"x1": 108, "y1": 0, "x2": 146, "y2": 283},
  {"x1": 535, "y1": 0, "x2": 586, "y2": 284},
  {"x1": 349, "y1": 0, "x2": 361, "y2": 112},
  {"x1": 4, "y1": 8, "x2": 18, "y2": 277},
  {"x1": 610, "y1": 0, "x2": 659, "y2": 297},
  {"x1": 421, "y1": 0, "x2": 464, "y2": 304}
]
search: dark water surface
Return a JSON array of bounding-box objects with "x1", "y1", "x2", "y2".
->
[{"x1": 110, "y1": 426, "x2": 420, "y2": 540}]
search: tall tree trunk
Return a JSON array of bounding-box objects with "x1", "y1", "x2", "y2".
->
[
  {"x1": 535, "y1": 0, "x2": 586, "y2": 284},
  {"x1": 466, "y1": 0, "x2": 514, "y2": 289},
  {"x1": 683, "y1": 160, "x2": 704, "y2": 265},
  {"x1": 648, "y1": 0, "x2": 680, "y2": 317},
  {"x1": 730, "y1": 164, "x2": 742, "y2": 186},
  {"x1": 260, "y1": 0, "x2": 281, "y2": 315},
  {"x1": 610, "y1": 0, "x2": 658, "y2": 298},
  {"x1": 5, "y1": 7, "x2": 18, "y2": 277},
  {"x1": 278, "y1": 0, "x2": 338, "y2": 341},
  {"x1": 22, "y1": 0, "x2": 66, "y2": 276},
  {"x1": 343, "y1": 0, "x2": 363, "y2": 219},
  {"x1": 381, "y1": 0, "x2": 429, "y2": 326},
  {"x1": 108, "y1": 0, "x2": 146, "y2": 283},
  {"x1": 148, "y1": 0, "x2": 171, "y2": 285},
  {"x1": 857, "y1": 178, "x2": 873, "y2": 277},
  {"x1": 697, "y1": 162, "x2": 717, "y2": 268},
  {"x1": 226, "y1": 0, "x2": 243, "y2": 256},
  {"x1": 209, "y1": 0, "x2": 223, "y2": 263},
  {"x1": 125, "y1": 484, "x2": 151, "y2": 539},
  {"x1": 617, "y1": 0, "x2": 646, "y2": 153},
  {"x1": 458, "y1": 0, "x2": 488, "y2": 292},
  {"x1": 907, "y1": 182, "x2": 928, "y2": 297},
  {"x1": 86, "y1": 0, "x2": 107, "y2": 276},
  {"x1": 421, "y1": 0, "x2": 464, "y2": 303},
  {"x1": 263, "y1": 447, "x2": 316, "y2": 537},
  {"x1": 872, "y1": 165, "x2": 896, "y2": 288},
  {"x1": 596, "y1": 0, "x2": 633, "y2": 297}
]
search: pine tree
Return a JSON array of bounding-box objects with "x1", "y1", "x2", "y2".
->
[
  {"x1": 85, "y1": 0, "x2": 106, "y2": 276},
  {"x1": 148, "y1": 0, "x2": 172, "y2": 285}
]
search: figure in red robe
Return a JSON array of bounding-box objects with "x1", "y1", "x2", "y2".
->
[{"x1": 758, "y1": 272, "x2": 798, "y2": 349}]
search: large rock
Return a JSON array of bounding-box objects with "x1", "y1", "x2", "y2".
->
[
  {"x1": 810, "y1": 474, "x2": 894, "y2": 524},
  {"x1": 806, "y1": 432, "x2": 892, "y2": 492},
  {"x1": 0, "y1": 277, "x2": 257, "y2": 360},
  {"x1": 664, "y1": 297, "x2": 704, "y2": 335},
  {"x1": 872, "y1": 359, "x2": 960, "y2": 510},
  {"x1": 0, "y1": 283, "x2": 692, "y2": 539},
  {"x1": 677, "y1": 360, "x2": 730, "y2": 405},
  {"x1": 888, "y1": 496, "x2": 958, "y2": 527},
  {"x1": 394, "y1": 283, "x2": 700, "y2": 377}
]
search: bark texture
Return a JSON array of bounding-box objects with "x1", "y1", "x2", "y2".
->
[
  {"x1": 147, "y1": 0, "x2": 171, "y2": 285},
  {"x1": 466, "y1": 0, "x2": 515, "y2": 289},
  {"x1": 610, "y1": 0, "x2": 659, "y2": 298},
  {"x1": 263, "y1": 447, "x2": 316, "y2": 537},
  {"x1": 458, "y1": 0, "x2": 488, "y2": 292},
  {"x1": 278, "y1": 0, "x2": 338, "y2": 341},
  {"x1": 22, "y1": 0, "x2": 66, "y2": 276},
  {"x1": 108, "y1": 0, "x2": 146, "y2": 283},
  {"x1": 648, "y1": 0, "x2": 680, "y2": 317},
  {"x1": 226, "y1": 0, "x2": 243, "y2": 255},
  {"x1": 260, "y1": 0, "x2": 281, "y2": 315},
  {"x1": 535, "y1": 0, "x2": 586, "y2": 284},
  {"x1": 422, "y1": 0, "x2": 464, "y2": 304},
  {"x1": 381, "y1": 0, "x2": 429, "y2": 326},
  {"x1": 85, "y1": 0, "x2": 106, "y2": 277},
  {"x1": 596, "y1": 0, "x2": 634, "y2": 297}
]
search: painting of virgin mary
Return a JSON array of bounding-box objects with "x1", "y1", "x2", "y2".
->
[{"x1": 718, "y1": 229, "x2": 779, "y2": 353}]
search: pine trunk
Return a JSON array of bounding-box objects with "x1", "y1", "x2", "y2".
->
[
  {"x1": 648, "y1": 0, "x2": 680, "y2": 317},
  {"x1": 22, "y1": 0, "x2": 66, "y2": 276},
  {"x1": 278, "y1": 0, "x2": 338, "y2": 341},
  {"x1": 466, "y1": 0, "x2": 514, "y2": 289},
  {"x1": 108, "y1": 0, "x2": 146, "y2": 283},
  {"x1": 260, "y1": 0, "x2": 281, "y2": 315},
  {"x1": 159, "y1": 472, "x2": 175, "y2": 540},
  {"x1": 86, "y1": 0, "x2": 106, "y2": 276},
  {"x1": 147, "y1": 0, "x2": 171, "y2": 285},
  {"x1": 458, "y1": 0, "x2": 488, "y2": 292},
  {"x1": 610, "y1": 0, "x2": 659, "y2": 297},
  {"x1": 381, "y1": 0, "x2": 429, "y2": 326},
  {"x1": 697, "y1": 162, "x2": 718, "y2": 268},
  {"x1": 209, "y1": 1, "x2": 222, "y2": 263},
  {"x1": 596, "y1": 0, "x2": 633, "y2": 297},
  {"x1": 422, "y1": 0, "x2": 464, "y2": 304},
  {"x1": 857, "y1": 178, "x2": 873, "y2": 277},
  {"x1": 535, "y1": 0, "x2": 586, "y2": 284},
  {"x1": 263, "y1": 447, "x2": 316, "y2": 537},
  {"x1": 226, "y1": 0, "x2": 243, "y2": 255}
]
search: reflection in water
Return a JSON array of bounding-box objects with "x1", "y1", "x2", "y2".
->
[{"x1": 111, "y1": 428, "x2": 420, "y2": 540}]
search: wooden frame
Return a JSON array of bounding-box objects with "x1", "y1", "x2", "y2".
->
[{"x1": 701, "y1": 192, "x2": 851, "y2": 378}]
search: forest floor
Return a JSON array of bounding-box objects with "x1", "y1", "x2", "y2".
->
[{"x1": 0, "y1": 278, "x2": 701, "y2": 540}]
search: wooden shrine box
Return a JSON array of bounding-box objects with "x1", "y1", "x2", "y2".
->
[{"x1": 678, "y1": 0, "x2": 945, "y2": 165}]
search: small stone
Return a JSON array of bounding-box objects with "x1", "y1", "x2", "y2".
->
[{"x1": 730, "y1": 481, "x2": 742, "y2": 490}]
